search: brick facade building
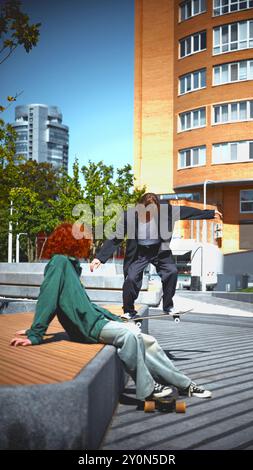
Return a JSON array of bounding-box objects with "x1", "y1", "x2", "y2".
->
[{"x1": 134, "y1": 0, "x2": 253, "y2": 253}]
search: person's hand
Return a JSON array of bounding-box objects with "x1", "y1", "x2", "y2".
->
[
  {"x1": 90, "y1": 258, "x2": 101, "y2": 272},
  {"x1": 10, "y1": 337, "x2": 32, "y2": 347},
  {"x1": 214, "y1": 210, "x2": 223, "y2": 219},
  {"x1": 15, "y1": 329, "x2": 27, "y2": 336}
]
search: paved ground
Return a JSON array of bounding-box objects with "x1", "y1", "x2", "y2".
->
[{"x1": 102, "y1": 297, "x2": 253, "y2": 450}]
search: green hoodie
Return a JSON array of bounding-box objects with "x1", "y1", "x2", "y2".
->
[{"x1": 26, "y1": 254, "x2": 123, "y2": 345}]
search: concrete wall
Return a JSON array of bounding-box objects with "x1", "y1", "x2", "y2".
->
[
  {"x1": 223, "y1": 250, "x2": 253, "y2": 275},
  {"x1": 212, "y1": 292, "x2": 253, "y2": 303},
  {"x1": 0, "y1": 263, "x2": 163, "y2": 306},
  {"x1": 0, "y1": 346, "x2": 127, "y2": 450}
]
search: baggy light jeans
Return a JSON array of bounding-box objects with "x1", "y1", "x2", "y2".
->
[{"x1": 99, "y1": 321, "x2": 191, "y2": 401}]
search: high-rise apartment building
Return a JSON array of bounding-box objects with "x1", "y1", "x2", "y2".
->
[
  {"x1": 134, "y1": 0, "x2": 253, "y2": 253},
  {"x1": 13, "y1": 104, "x2": 69, "y2": 170}
]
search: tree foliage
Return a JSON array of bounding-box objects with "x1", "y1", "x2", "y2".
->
[
  {"x1": 0, "y1": 2, "x2": 145, "y2": 262},
  {"x1": 0, "y1": 0, "x2": 41, "y2": 111},
  {"x1": 81, "y1": 160, "x2": 145, "y2": 253},
  {"x1": 0, "y1": 150, "x2": 145, "y2": 262},
  {"x1": 0, "y1": 0, "x2": 41, "y2": 65}
]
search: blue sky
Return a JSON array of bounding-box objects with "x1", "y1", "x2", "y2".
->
[{"x1": 0, "y1": 0, "x2": 135, "y2": 174}]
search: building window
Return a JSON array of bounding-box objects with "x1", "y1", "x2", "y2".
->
[
  {"x1": 160, "y1": 193, "x2": 200, "y2": 201},
  {"x1": 213, "y1": 0, "x2": 253, "y2": 17},
  {"x1": 213, "y1": 59, "x2": 253, "y2": 84},
  {"x1": 180, "y1": 0, "x2": 206, "y2": 21},
  {"x1": 15, "y1": 143, "x2": 28, "y2": 153},
  {"x1": 212, "y1": 140, "x2": 253, "y2": 163},
  {"x1": 180, "y1": 31, "x2": 206, "y2": 58},
  {"x1": 179, "y1": 69, "x2": 206, "y2": 94},
  {"x1": 213, "y1": 100, "x2": 253, "y2": 123},
  {"x1": 178, "y1": 146, "x2": 206, "y2": 168},
  {"x1": 179, "y1": 107, "x2": 206, "y2": 131},
  {"x1": 213, "y1": 20, "x2": 253, "y2": 55},
  {"x1": 240, "y1": 189, "x2": 253, "y2": 212},
  {"x1": 16, "y1": 131, "x2": 28, "y2": 141}
]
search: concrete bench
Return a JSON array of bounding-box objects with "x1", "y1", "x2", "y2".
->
[
  {"x1": 0, "y1": 304, "x2": 148, "y2": 450},
  {"x1": 0, "y1": 262, "x2": 162, "y2": 306}
]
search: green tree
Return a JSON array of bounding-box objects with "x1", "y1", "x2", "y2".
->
[
  {"x1": 80, "y1": 160, "x2": 145, "y2": 254},
  {"x1": 10, "y1": 187, "x2": 53, "y2": 262},
  {"x1": 0, "y1": 119, "x2": 21, "y2": 261},
  {"x1": 112, "y1": 163, "x2": 145, "y2": 209},
  {"x1": 0, "y1": 0, "x2": 41, "y2": 65},
  {"x1": 0, "y1": 0, "x2": 41, "y2": 111},
  {"x1": 50, "y1": 158, "x2": 85, "y2": 224},
  {"x1": 8, "y1": 159, "x2": 86, "y2": 261},
  {"x1": 81, "y1": 160, "x2": 114, "y2": 209},
  {"x1": 5, "y1": 162, "x2": 62, "y2": 262},
  {"x1": 18, "y1": 159, "x2": 60, "y2": 202},
  {"x1": 0, "y1": 0, "x2": 41, "y2": 260}
]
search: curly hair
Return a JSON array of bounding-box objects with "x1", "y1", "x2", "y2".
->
[{"x1": 41, "y1": 222, "x2": 92, "y2": 259}]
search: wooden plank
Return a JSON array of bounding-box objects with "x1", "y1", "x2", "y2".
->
[
  {"x1": 0, "y1": 312, "x2": 104, "y2": 386},
  {"x1": 0, "y1": 304, "x2": 144, "y2": 386}
]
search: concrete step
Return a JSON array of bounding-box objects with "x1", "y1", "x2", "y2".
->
[
  {"x1": 0, "y1": 261, "x2": 122, "y2": 274},
  {"x1": 0, "y1": 282, "x2": 162, "y2": 307},
  {"x1": 0, "y1": 272, "x2": 149, "y2": 290}
]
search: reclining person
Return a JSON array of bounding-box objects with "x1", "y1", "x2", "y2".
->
[{"x1": 10, "y1": 223, "x2": 212, "y2": 401}]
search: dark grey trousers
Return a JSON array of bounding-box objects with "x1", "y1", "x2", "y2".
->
[{"x1": 123, "y1": 245, "x2": 178, "y2": 313}]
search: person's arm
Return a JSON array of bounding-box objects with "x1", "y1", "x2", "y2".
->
[
  {"x1": 90, "y1": 211, "x2": 127, "y2": 270},
  {"x1": 179, "y1": 205, "x2": 216, "y2": 220},
  {"x1": 96, "y1": 237, "x2": 123, "y2": 262},
  {"x1": 11, "y1": 256, "x2": 64, "y2": 346}
]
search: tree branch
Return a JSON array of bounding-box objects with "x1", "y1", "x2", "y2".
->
[
  {"x1": 0, "y1": 44, "x2": 18, "y2": 65},
  {"x1": 0, "y1": 44, "x2": 8, "y2": 55}
]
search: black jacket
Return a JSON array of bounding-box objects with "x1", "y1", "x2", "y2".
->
[{"x1": 96, "y1": 203, "x2": 215, "y2": 275}]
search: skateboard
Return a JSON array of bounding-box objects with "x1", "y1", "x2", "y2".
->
[
  {"x1": 166, "y1": 308, "x2": 193, "y2": 323},
  {"x1": 121, "y1": 308, "x2": 193, "y2": 325},
  {"x1": 144, "y1": 387, "x2": 186, "y2": 413}
]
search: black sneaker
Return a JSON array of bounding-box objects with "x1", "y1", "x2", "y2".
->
[
  {"x1": 147, "y1": 383, "x2": 173, "y2": 400},
  {"x1": 187, "y1": 382, "x2": 212, "y2": 399}
]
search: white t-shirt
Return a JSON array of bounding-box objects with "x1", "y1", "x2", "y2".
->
[{"x1": 137, "y1": 218, "x2": 160, "y2": 245}]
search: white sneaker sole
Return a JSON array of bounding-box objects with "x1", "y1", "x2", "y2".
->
[
  {"x1": 152, "y1": 387, "x2": 173, "y2": 399},
  {"x1": 191, "y1": 391, "x2": 212, "y2": 399}
]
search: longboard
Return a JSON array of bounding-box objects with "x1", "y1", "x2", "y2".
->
[
  {"x1": 121, "y1": 308, "x2": 193, "y2": 324},
  {"x1": 144, "y1": 386, "x2": 186, "y2": 413}
]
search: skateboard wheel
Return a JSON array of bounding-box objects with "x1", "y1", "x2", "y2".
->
[
  {"x1": 175, "y1": 401, "x2": 186, "y2": 413},
  {"x1": 174, "y1": 317, "x2": 180, "y2": 323},
  {"x1": 144, "y1": 401, "x2": 155, "y2": 412}
]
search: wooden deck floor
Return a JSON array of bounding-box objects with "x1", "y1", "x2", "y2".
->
[{"x1": 0, "y1": 305, "x2": 125, "y2": 387}]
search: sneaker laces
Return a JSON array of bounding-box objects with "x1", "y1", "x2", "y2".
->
[
  {"x1": 154, "y1": 383, "x2": 164, "y2": 393},
  {"x1": 189, "y1": 382, "x2": 204, "y2": 394}
]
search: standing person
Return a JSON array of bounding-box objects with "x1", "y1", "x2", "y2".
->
[
  {"x1": 10, "y1": 251, "x2": 212, "y2": 400},
  {"x1": 90, "y1": 193, "x2": 222, "y2": 319}
]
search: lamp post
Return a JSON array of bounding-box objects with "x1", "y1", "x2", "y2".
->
[
  {"x1": 16, "y1": 233, "x2": 27, "y2": 263},
  {"x1": 8, "y1": 200, "x2": 13, "y2": 263},
  {"x1": 202, "y1": 180, "x2": 216, "y2": 291}
]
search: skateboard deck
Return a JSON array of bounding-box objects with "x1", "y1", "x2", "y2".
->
[
  {"x1": 121, "y1": 308, "x2": 193, "y2": 324},
  {"x1": 144, "y1": 387, "x2": 186, "y2": 413}
]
